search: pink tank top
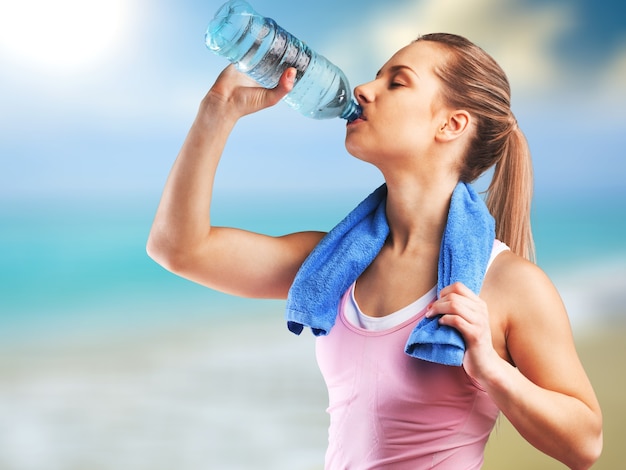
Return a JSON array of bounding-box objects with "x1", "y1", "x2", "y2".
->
[{"x1": 315, "y1": 241, "x2": 508, "y2": 469}]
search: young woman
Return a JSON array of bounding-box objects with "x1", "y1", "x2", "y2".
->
[{"x1": 147, "y1": 33, "x2": 602, "y2": 469}]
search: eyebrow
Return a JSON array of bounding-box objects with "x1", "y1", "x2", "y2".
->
[{"x1": 375, "y1": 65, "x2": 420, "y2": 79}]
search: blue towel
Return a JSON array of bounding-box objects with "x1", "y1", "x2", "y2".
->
[{"x1": 285, "y1": 182, "x2": 495, "y2": 366}]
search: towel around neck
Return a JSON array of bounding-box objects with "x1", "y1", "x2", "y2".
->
[{"x1": 285, "y1": 182, "x2": 495, "y2": 366}]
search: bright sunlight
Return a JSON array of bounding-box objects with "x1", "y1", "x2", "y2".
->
[{"x1": 0, "y1": 0, "x2": 128, "y2": 72}]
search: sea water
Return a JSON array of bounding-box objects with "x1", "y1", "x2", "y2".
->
[{"x1": 1, "y1": 191, "x2": 625, "y2": 343}]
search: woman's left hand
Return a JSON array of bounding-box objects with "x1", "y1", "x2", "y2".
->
[
  {"x1": 427, "y1": 269, "x2": 602, "y2": 469},
  {"x1": 426, "y1": 282, "x2": 501, "y2": 384}
]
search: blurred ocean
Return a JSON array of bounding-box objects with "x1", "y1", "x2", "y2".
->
[
  {"x1": 0, "y1": 190, "x2": 373, "y2": 344},
  {"x1": 1, "y1": 190, "x2": 625, "y2": 470},
  {"x1": 2, "y1": 189, "x2": 625, "y2": 341}
]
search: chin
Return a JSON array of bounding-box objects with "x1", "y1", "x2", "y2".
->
[
  {"x1": 345, "y1": 146, "x2": 378, "y2": 168},
  {"x1": 345, "y1": 135, "x2": 367, "y2": 159},
  {"x1": 344, "y1": 141, "x2": 364, "y2": 160},
  {"x1": 345, "y1": 133, "x2": 386, "y2": 167}
]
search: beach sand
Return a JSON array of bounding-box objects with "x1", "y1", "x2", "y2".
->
[
  {"x1": 0, "y1": 309, "x2": 328, "y2": 470},
  {"x1": 0, "y1": 310, "x2": 622, "y2": 470},
  {"x1": 483, "y1": 326, "x2": 625, "y2": 470}
]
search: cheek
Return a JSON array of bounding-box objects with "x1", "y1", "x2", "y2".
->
[
  {"x1": 382, "y1": 123, "x2": 424, "y2": 154},
  {"x1": 344, "y1": 112, "x2": 425, "y2": 160}
]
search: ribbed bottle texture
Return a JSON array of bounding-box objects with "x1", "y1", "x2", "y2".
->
[{"x1": 205, "y1": 0, "x2": 361, "y2": 121}]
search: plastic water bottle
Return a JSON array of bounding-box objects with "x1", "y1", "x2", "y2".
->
[{"x1": 205, "y1": 0, "x2": 361, "y2": 121}]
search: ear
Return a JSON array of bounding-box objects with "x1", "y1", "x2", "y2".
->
[{"x1": 435, "y1": 110, "x2": 471, "y2": 143}]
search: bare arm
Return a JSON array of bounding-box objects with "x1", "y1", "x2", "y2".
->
[
  {"x1": 488, "y1": 256, "x2": 602, "y2": 469},
  {"x1": 431, "y1": 254, "x2": 602, "y2": 469},
  {"x1": 147, "y1": 65, "x2": 325, "y2": 299}
]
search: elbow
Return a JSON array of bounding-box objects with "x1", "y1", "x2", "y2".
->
[
  {"x1": 583, "y1": 411, "x2": 604, "y2": 470},
  {"x1": 580, "y1": 431, "x2": 603, "y2": 470},
  {"x1": 145, "y1": 233, "x2": 173, "y2": 270},
  {"x1": 569, "y1": 421, "x2": 603, "y2": 470},
  {"x1": 146, "y1": 231, "x2": 193, "y2": 275}
]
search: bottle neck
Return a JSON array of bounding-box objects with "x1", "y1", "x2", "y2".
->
[{"x1": 341, "y1": 100, "x2": 362, "y2": 122}]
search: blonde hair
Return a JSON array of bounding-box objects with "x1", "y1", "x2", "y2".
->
[{"x1": 417, "y1": 33, "x2": 535, "y2": 261}]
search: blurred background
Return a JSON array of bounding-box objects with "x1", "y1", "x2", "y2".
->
[{"x1": 1, "y1": 0, "x2": 624, "y2": 468}]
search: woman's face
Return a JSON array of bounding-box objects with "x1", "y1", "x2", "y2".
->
[{"x1": 345, "y1": 41, "x2": 451, "y2": 169}]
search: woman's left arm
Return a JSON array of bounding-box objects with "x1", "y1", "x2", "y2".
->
[{"x1": 429, "y1": 252, "x2": 603, "y2": 470}]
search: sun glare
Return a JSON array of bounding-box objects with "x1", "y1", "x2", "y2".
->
[{"x1": 0, "y1": 0, "x2": 128, "y2": 71}]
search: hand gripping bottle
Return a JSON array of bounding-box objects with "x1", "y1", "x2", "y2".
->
[{"x1": 205, "y1": 0, "x2": 361, "y2": 121}]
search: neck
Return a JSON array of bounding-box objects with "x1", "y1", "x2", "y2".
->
[{"x1": 384, "y1": 175, "x2": 458, "y2": 253}]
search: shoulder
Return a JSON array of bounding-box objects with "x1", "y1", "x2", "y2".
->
[
  {"x1": 485, "y1": 250, "x2": 565, "y2": 326},
  {"x1": 483, "y1": 250, "x2": 577, "y2": 370},
  {"x1": 486, "y1": 250, "x2": 556, "y2": 301}
]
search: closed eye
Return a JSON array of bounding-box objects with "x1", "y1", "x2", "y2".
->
[{"x1": 389, "y1": 72, "x2": 411, "y2": 89}]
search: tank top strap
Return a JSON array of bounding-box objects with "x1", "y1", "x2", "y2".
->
[{"x1": 486, "y1": 239, "x2": 511, "y2": 272}]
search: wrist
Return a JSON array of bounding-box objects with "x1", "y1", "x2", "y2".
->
[
  {"x1": 198, "y1": 92, "x2": 242, "y2": 127},
  {"x1": 471, "y1": 348, "x2": 512, "y2": 391}
]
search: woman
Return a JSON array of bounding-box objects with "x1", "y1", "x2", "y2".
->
[{"x1": 147, "y1": 34, "x2": 602, "y2": 469}]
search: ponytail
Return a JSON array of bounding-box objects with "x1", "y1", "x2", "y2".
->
[
  {"x1": 416, "y1": 33, "x2": 536, "y2": 262},
  {"x1": 485, "y1": 124, "x2": 535, "y2": 261}
]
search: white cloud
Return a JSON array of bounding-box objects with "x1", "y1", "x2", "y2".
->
[{"x1": 321, "y1": 0, "x2": 581, "y2": 97}]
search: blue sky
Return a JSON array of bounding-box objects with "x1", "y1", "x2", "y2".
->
[{"x1": 0, "y1": 0, "x2": 625, "y2": 202}]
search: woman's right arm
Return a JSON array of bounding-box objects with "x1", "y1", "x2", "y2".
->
[{"x1": 146, "y1": 65, "x2": 325, "y2": 299}]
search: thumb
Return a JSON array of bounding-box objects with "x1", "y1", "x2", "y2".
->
[
  {"x1": 244, "y1": 67, "x2": 296, "y2": 114},
  {"x1": 272, "y1": 67, "x2": 296, "y2": 100}
]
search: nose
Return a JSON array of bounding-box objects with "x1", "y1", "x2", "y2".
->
[{"x1": 354, "y1": 80, "x2": 374, "y2": 105}]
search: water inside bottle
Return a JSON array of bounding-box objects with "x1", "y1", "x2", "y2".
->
[
  {"x1": 206, "y1": 1, "x2": 255, "y2": 56},
  {"x1": 206, "y1": 0, "x2": 361, "y2": 121}
]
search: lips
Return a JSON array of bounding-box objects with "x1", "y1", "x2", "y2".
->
[{"x1": 347, "y1": 115, "x2": 367, "y2": 126}]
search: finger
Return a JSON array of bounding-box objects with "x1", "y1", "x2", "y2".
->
[
  {"x1": 427, "y1": 291, "x2": 484, "y2": 323},
  {"x1": 218, "y1": 64, "x2": 250, "y2": 84},
  {"x1": 437, "y1": 308, "x2": 490, "y2": 348},
  {"x1": 437, "y1": 311, "x2": 469, "y2": 330},
  {"x1": 439, "y1": 281, "x2": 478, "y2": 300},
  {"x1": 431, "y1": 293, "x2": 474, "y2": 318}
]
